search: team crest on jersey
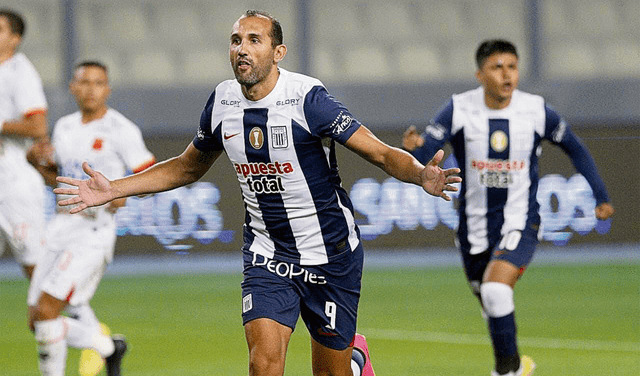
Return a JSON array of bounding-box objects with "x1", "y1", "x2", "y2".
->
[
  {"x1": 196, "y1": 128, "x2": 205, "y2": 140},
  {"x1": 490, "y1": 130, "x2": 508, "y2": 152},
  {"x1": 270, "y1": 126, "x2": 288, "y2": 149},
  {"x1": 92, "y1": 138, "x2": 103, "y2": 150},
  {"x1": 249, "y1": 127, "x2": 264, "y2": 149}
]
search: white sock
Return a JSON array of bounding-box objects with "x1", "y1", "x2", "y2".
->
[
  {"x1": 34, "y1": 318, "x2": 68, "y2": 376},
  {"x1": 65, "y1": 317, "x2": 115, "y2": 357},
  {"x1": 351, "y1": 359, "x2": 362, "y2": 376}
]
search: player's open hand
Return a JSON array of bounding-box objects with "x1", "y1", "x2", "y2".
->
[
  {"x1": 402, "y1": 125, "x2": 425, "y2": 151},
  {"x1": 420, "y1": 149, "x2": 461, "y2": 201},
  {"x1": 595, "y1": 202, "x2": 614, "y2": 220},
  {"x1": 54, "y1": 162, "x2": 115, "y2": 214}
]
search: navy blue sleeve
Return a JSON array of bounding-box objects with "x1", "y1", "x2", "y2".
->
[
  {"x1": 544, "y1": 105, "x2": 610, "y2": 204},
  {"x1": 193, "y1": 90, "x2": 223, "y2": 152},
  {"x1": 303, "y1": 85, "x2": 361, "y2": 144},
  {"x1": 411, "y1": 99, "x2": 453, "y2": 164}
]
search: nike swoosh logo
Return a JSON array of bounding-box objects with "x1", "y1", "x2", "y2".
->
[{"x1": 224, "y1": 132, "x2": 240, "y2": 140}]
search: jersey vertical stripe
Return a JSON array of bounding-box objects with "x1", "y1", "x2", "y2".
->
[
  {"x1": 193, "y1": 69, "x2": 361, "y2": 265},
  {"x1": 414, "y1": 87, "x2": 610, "y2": 255},
  {"x1": 243, "y1": 108, "x2": 298, "y2": 261},
  {"x1": 486, "y1": 119, "x2": 510, "y2": 247}
]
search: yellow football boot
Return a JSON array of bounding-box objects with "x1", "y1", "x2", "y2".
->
[
  {"x1": 519, "y1": 355, "x2": 536, "y2": 376},
  {"x1": 78, "y1": 322, "x2": 111, "y2": 376}
]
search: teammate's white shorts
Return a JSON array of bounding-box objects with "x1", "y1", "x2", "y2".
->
[
  {"x1": 0, "y1": 173, "x2": 46, "y2": 266},
  {"x1": 27, "y1": 214, "x2": 115, "y2": 307}
]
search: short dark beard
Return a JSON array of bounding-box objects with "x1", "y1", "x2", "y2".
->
[
  {"x1": 235, "y1": 70, "x2": 261, "y2": 87},
  {"x1": 233, "y1": 58, "x2": 273, "y2": 88}
]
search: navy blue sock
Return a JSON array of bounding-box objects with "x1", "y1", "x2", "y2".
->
[{"x1": 488, "y1": 312, "x2": 520, "y2": 374}]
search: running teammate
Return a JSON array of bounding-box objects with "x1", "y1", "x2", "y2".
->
[
  {"x1": 402, "y1": 39, "x2": 614, "y2": 376},
  {"x1": 54, "y1": 10, "x2": 461, "y2": 376},
  {"x1": 27, "y1": 61, "x2": 156, "y2": 376},
  {"x1": 0, "y1": 8, "x2": 48, "y2": 280}
]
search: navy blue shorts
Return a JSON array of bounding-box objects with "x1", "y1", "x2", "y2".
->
[
  {"x1": 241, "y1": 244, "x2": 363, "y2": 350},
  {"x1": 461, "y1": 224, "x2": 539, "y2": 284}
]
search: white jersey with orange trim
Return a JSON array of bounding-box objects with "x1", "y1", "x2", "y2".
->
[
  {"x1": 0, "y1": 52, "x2": 48, "y2": 182},
  {"x1": 0, "y1": 52, "x2": 48, "y2": 264},
  {"x1": 50, "y1": 108, "x2": 155, "y2": 261}
]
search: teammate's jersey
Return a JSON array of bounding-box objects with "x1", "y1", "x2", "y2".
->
[
  {"x1": 193, "y1": 69, "x2": 361, "y2": 265},
  {"x1": 52, "y1": 108, "x2": 155, "y2": 236},
  {"x1": 0, "y1": 52, "x2": 48, "y2": 187},
  {"x1": 412, "y1": 87, "x2": 609, "y2": 255}
]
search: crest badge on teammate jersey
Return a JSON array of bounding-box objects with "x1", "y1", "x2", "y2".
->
[
  {"x1": 249, "y1": 127, "x2": 264, "y2": 149},
  {"x1": 490, "y1": 130, "x2": 508, "y2": 152},
  {"x1": 270, "y1": 126, "x2": 288, "y2": 149}
]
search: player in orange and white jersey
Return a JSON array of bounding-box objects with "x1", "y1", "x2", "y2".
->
[
  {"x1": 27, "y1": 61, "x2": 155, "y2": 376},
  {"x1": 0, "y1": 8, "x2": 49, "y2": 280}
]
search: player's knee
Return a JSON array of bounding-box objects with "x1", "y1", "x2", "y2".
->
[
  {"x1": 33, "y1": 294, "x2": 66, "y2": 321},
  {"x1": 480, "y1": 282, "x2": 514, "y2": 318},
  {"x1": 33, "y1": 304, "x2": 59, "y2": 322},
  {"x1": 248, "y1": 347, "x2": 286, "y2": 375}
]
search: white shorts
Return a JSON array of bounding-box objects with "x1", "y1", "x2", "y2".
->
[
  {"x1": 27, "y1": 215, "x2": 116, "y2": 307},
  {"x1": 0, "y1": 174, "x2": 46, "y2": 266}
]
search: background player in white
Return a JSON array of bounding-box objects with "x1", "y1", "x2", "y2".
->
[
  {"x1": 0, "y1": 8, "x2": 48, "y2": 280},
  {"x1": 402, "y1": 39, "x2": 615, "y2": 376},
  {"x1": 27, "y1": 61, "x2": 156, "y2": 376},
  {"x1": 54, "y1": 11, "x2": 461, "y2": 376}
]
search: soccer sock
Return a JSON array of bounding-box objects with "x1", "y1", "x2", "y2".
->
[
  {"x1": 481, "y1": 282, "x2": 520, "y2": 374},
  {"x1": 65, "y1": 316, "x2": 115, "y2": 357},
  {"x1": 488, "y1": 313, "x2": 520, "y2": 374},
  {"x1": 34, "y1": 318, "x2": 68, "y2": 376},
  {"x1": 351, "y1": 348, "x2": 365, "y2": 376}
]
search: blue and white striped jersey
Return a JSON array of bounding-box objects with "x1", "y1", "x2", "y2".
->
[
  {"x1": 193, "y1": 69, "x2": 361, "y2": 265},
  {"x1": 412, "y1": 87, "x2": 609, "y2": 255}
]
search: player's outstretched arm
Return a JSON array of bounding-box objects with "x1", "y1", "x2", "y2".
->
[
  {"x1": 345, "y1": 126, "x2": 461, "y2": 200},
  {"x1": 55, "y1": 162, "x2": 116, "y2": 214}
]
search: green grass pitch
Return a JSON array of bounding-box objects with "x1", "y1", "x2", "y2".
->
[{"x1": 1, "y1": 262, "x2": 638, "y2": 375}]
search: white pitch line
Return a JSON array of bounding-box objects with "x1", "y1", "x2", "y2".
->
[{"x1": 360, "y1": 328, "x2": 640, "y2": 353}]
